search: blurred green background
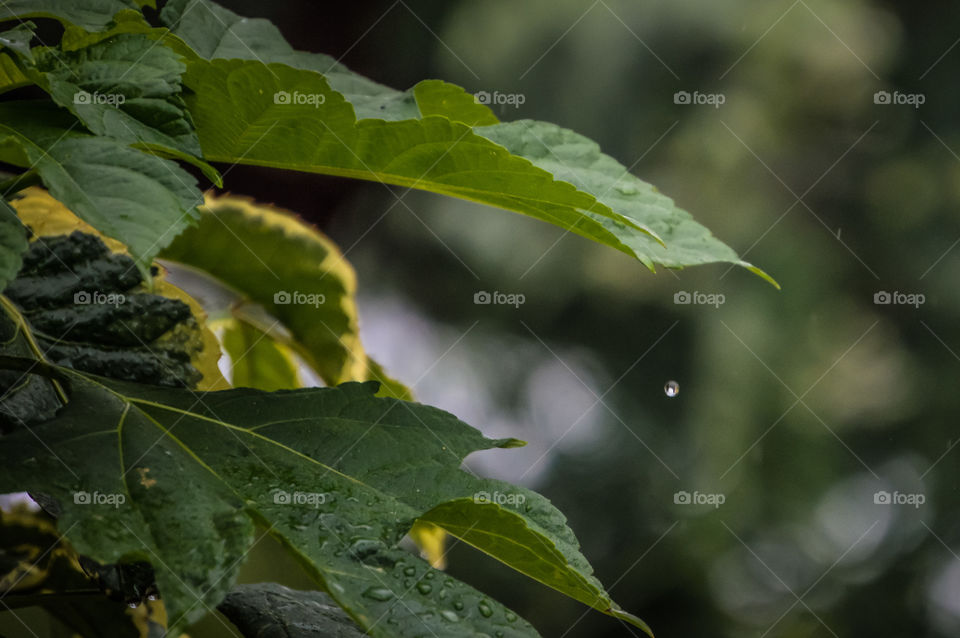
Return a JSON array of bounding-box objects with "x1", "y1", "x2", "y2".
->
[{"x1": 8, "y1": 0, "x2": 960, "y2": 636}]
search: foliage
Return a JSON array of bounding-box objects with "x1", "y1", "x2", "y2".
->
[{"x1": 0, "y1": 1, "x2": 776, "y2": 636}]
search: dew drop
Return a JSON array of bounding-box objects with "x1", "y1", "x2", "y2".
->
[
  {"x1": 127, "y1": 602, "x2": 139, "y2": 609},
  {"x1": 477, "y1": 601, "x2": 493, "y2": 617},
  {"x1": 441, "y1": 610, "x2": 459, "y2": 622},
  {"x1": 505, "y1": 611, "x2": 518, "y2": 622},
  {"x1": 664, "y1": 380, "x2": 679, "y2": 397},
  {"x1": 453, "y1": 600, "x2": 464, "y2": 611},
  {"x1": 416, "y1": 582, "x2": 433, "y2": 595},
  {"x1": 362, "y1": 587, "x2": 394, "y2": 602},
  {"x1": 615, "y1": 183, "x2": 638, "y2": 195},
  {"x1": 403, "y1": 566, "x2": 417, "y2": 576}
]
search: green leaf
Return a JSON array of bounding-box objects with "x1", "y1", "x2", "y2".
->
[
  {"x1": 181, "y1": 59, "x2": 660, "y2": 258},
  {"x1": 34, "y1": 33, "x2": 200, "y2": 153},
  {"x1": 0, "y1": 199, "x2": 28, "y2": 292},
  {"x1": 161, "y1": 0, "x2": 772, "y2": 282},
  {"x1": 0, "y1": 101, "x2": 201, "y2": 276},
  {"x1": 160, "y1": 194, "x2": 404, "y2": 395},
  {"x1": 219, "y1": 583, "x2": 367, "y2": 638},
  {"x1": 220, "y1": 319, "x2": 300, "y2": 391},
  {"x1": 1, "y1": 22, "x2": 221, "y2": 186},
  {"x1": 0, "y1": 363, "x2": 547, "y2": 637},
  {"x1": 0, "y1": 0, "x2": 139, "y2": 31}
]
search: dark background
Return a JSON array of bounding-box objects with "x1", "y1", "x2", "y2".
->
[{"x1": 7, "y1": 1, "x2": 960, "y2": 636}]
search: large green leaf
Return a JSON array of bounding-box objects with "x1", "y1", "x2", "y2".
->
[
  {"x1": 182, "y1": 59, "x2": 663, "y2": 260},
  {"x1": 0, "y1": 199, "x2": 27, "y2": 292},
  {"x1": 0, "y1": 357, "x2": 652, "y2": 636},
  {"x1": 0, "y1": 0, "x2": 139, "y2": 31},
  {"x1": 0, "y1": 364, "x2": 535, "y2": 636},
  {"x1": 160, "y1": 194, "x2": 407, "y2": 397},
  {"x1": 161, "y1": 0, "x2": 773, "y2": 281},
  {"x1": 0, "y1": 101, "x2": 201, "y2": 276}
]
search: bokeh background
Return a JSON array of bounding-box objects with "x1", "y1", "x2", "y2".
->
[{"x1": 6, "y1": 0, "x2": 960, "y2": 636}]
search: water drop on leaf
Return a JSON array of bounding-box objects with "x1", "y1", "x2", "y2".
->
[
  {"x1": 664, "y1": 380, "x2": 679, "y2": 397},
  {"x1": 362, "y1": 587, "x2": 394, "y2": 601}
]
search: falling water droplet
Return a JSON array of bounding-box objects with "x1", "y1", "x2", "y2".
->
[{"x1": 664, "y1": 380, "x2": 679, "y2": 397}]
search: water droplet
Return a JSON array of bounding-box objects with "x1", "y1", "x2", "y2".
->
[
  {"x1": 425, "y1": 571, "x2": 435, "y2": 579},
  {"x1": 505, "y1": 611, "x2": 518, "y2": 622},
  {"x1": 441, "y1": 610, "x2": 459, "y2": 622},
  {"x1": 362, "y1": 587, "x2": 394, "y2": 602},
  {"x1": 146, "y1": 594, "x2": 158, "y2": 601},
  {"x1": 477, "y1": 601, "x2": 493, "y2": 617},
  {"x1": 453, "y1": 600, "x2": 464, "y2": 611},
  {"x1": 496, "y1": 632, "x2": 504, "y2": 638},
  {"x1": 127, "y1": 602, "x2": 139, "y2": 609},
  {"x1": 615, "y1": 183, "x2": 638, "y2": 195},
  {"x1": 416, "y1": 582, "x2": 433, "y2": 595},
  {"x1": 403, "y1": 566, "x2": 416, "y2": 576},
  {"x1": 664, "y1": 380, "x2": 679, "y2": 397}
]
